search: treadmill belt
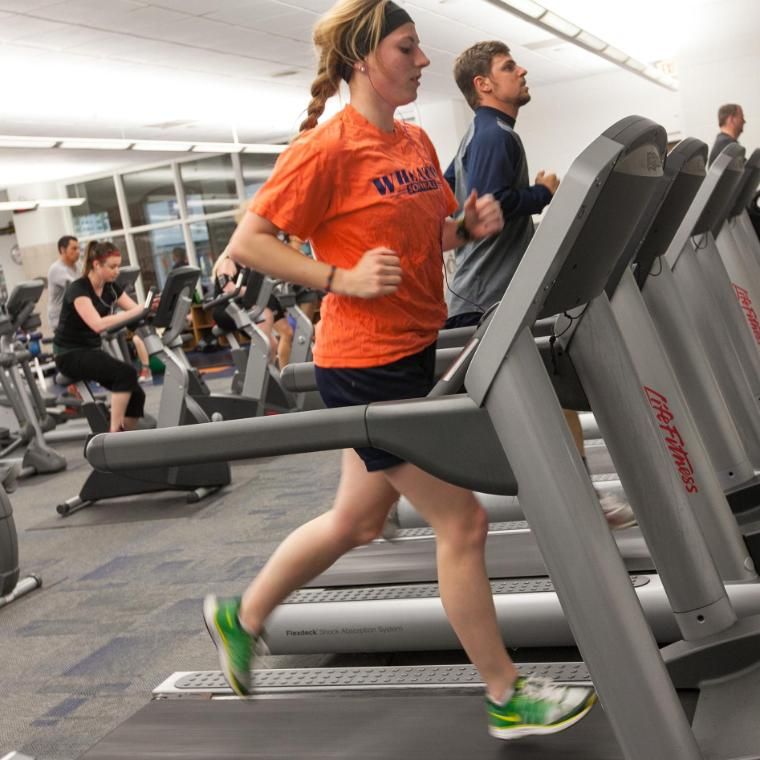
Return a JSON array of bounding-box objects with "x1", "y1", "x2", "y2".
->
[{"x1": 80, "y1": 691, "x2": 698, "y2": 759}]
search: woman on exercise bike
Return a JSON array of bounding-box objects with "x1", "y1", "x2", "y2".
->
[{"x1": 53, "y1": 241, "x2": 149, "y2": 433}]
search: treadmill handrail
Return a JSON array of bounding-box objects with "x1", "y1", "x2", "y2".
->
[{"x1": 86, "y1": 394, "x2": 517, "y2": 494}]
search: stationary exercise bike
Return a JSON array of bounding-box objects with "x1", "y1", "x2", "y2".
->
[{"x1": 56, "y1": 266, "x2": 231, "y2": 516}]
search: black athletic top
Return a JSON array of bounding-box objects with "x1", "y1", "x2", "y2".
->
[{"x1": 53, "y1": 277, "x2": 123, "y2": 352}]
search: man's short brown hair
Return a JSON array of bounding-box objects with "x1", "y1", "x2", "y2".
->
[
  {"x1": 453, "y1": 41, "x2": 511, "y2": 110},
  {"x1": 718, "y1": 103, "x2": 741, "y2": 127}
]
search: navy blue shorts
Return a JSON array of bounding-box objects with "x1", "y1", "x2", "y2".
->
[
  {"x1": 444, "y1": 311, "x2": 482, "y2": 329},
  {"x1": 315, "y1": 343, "x2": 436, "y2": 472}
]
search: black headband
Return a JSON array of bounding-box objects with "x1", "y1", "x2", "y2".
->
[{"x1": 340, "y1": 2, "x2": 414, "y2": 83}]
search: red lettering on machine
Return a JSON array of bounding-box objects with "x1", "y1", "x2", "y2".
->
[
  {"x1": 643, "y1": 386, "x2": 699, "y2": 494},
  {"x1": 733, "y1": 283, "x2": 760, "y2": 346}
]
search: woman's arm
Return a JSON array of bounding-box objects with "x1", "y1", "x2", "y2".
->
[
  {"x1": 73, "y1": 296, "x2": 145, "y2": 334},
  {"x1": 228, "y1": 212, "x2": 402, "y2": 299},
  {"x1": 216, "y1": 253, "x2": 240, "y2": 295},
  {"x1": 116, "y1": 291, "x2": 140, "y2": 311}
]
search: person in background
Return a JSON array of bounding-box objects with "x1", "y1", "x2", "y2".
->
[
  {"x1": 171, "y1": 247, "x2": 189, "y2": 270},
  {"x1": 708, "y1": 103, "x2": 745, "y2": 166},
  {"x1": 53, "y1": 241, "x2": 149, "y2": 432},
  {"x1": 202, "y1": 0, "x2": 595, "y2": 743},
  {"x1": 47, "y1": 235, "x2": 80, "y2": 332},
  {"x1": 211, "y1": 204, "x2": 280, "y2": 361},
  {"x1": 444, "y1": 40, "x2": 633, "y2": 529}
]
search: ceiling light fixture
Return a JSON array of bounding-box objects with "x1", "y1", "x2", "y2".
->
[
  {"x1": 130, "y1": 140, "x2": 196, "y2": 152},
  {"x1": 0, "y1": 135, "x2": 288, "y2": 155},
  {"x1": 486, "y1": 0, "x2": 679, "y2": 90},
  {"x1": 191, "y1": 142, "x2": 246, "y2": 154},
  {"x1": 58, "y1": 138, "x2": 135, "y2": 150},
  {"x1": 0, "y1": 198, "x2": 85, "y2": 212},
  {"x1": 0, "y1": 136, "x2": 60, "y2": 149}
]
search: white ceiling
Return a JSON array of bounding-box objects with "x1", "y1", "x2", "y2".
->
[{"x1": 0, "y1": 0, "x2": 723, "y2": 188}]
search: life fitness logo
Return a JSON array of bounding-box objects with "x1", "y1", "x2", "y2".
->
[
  {"x1": 733, "y1": 284, "x2": 760, "y2": 346},
  {"x1": 643, "y1": 386, "x2": 699, "y2": 494}
]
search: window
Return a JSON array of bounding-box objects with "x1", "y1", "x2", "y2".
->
[
  {"x1": 122, "y1": 165, "x2": 179, "y2": 227},
  {"x1": 133, "y1": 226, "x2": 185, "y2": 292},
  {"x1": 67, "y1": 177, "x2": 122, "y2": 235},
  {"x1": 180, "y1": 155, "x2": 239, "y2": 217},
  {"x1": 240, "y1": 152, "x2": 279, "y2": 198},
  {"x1": 190, "y1": 216, "x2": 237, "y2": 295}
]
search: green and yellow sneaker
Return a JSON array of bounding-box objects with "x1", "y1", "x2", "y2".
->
[
  {"x1": 487, "y1": 676, "x2": 596, "y2": 740},
  {"x1": 203, "y1": 595, "x2": 255, "y2": 697}
]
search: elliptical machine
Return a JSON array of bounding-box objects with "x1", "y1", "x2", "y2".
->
[
  {"x1": 198, "y1": 269, "x2": 321, "y2": 418},
  {"x1": 0, "y1": 282, "x2": 67, "y2": 487},
  {"x1": 0, "y1": 484, "x2": 41, "y2": 608}
]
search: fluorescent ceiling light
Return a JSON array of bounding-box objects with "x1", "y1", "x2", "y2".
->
[
  {"x1": 482, "y1": 0, "x2": 679, "y2": 91},
  {"x1": 191, "y1": 142, "x2": 246, "y2": 154},
  {"x1": 58, "y1": 138, "x2": 134, "y2": 150},
  {"x1": 626, "y1": 59, "x2": 647, "y2": 73},
  {"x1": 602, "y1": 46, "x2": 629, "y2": 63},
  {"x1": 541, "y1": 11, "x2": 580, "y2": 37},
  {"x1": 0, "y1": 136, "x2": 59, "y2": 149},
  {"x1": 131, "y1": 140, "x2": 195, "y2": 152},
  {"x1": 575, "y1": 30, "x2": 607, "y2": 51},
  {"x1": 38, "y1": 198, "x2": 86, "y2": 208},
  {"x1": 0, "y1": 135, "x2": 287, "y2": 154},
  {"x1": 497, "y1": 0, "x2": 545, "y2": 18},
  {"x1": 241, "y1": 145, "x2": 286, "y2": 154},
  {"x1": 186, "y1": 199, "x2": 241, "y2": 207},
  {"x1": 0, "y1": 198, "x2": 85, "y2": 211},
  {"x1": 0, "y1": 201, "x2": 37, "y2": 211}
]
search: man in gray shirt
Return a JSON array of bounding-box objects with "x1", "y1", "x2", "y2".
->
[
  {"x1": 443, "y1": 41, "x2": 558, "y2": 328},
  {"x1": 47, "y1": 235, "x2": 80, "y2": 331},
  {"x1": 708, "y1": 103, "x2": 745, "y2": 166}
]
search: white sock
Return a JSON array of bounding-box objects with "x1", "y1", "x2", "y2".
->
[
  {"x1": 489, "y1": 683, "x2": 516, "y2": 706},
  {"x1": 237, "y1": 612, "x2": 258, "y2": 637}
]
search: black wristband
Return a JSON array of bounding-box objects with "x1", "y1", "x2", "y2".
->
[
  {"x1": 325, "y1": 265, "x2": 337, "y2": 293},
  {"x1": 455, "y1": 216, "x2": 472, "y2": 242}
]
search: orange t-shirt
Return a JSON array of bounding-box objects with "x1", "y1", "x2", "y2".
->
[{"x1": 251, "y1": 104, "x2": 458, "y2": 368}]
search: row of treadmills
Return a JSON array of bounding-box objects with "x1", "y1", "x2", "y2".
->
[{"x1": 78, "y1": 116, "x2": 760, "y2": 759}]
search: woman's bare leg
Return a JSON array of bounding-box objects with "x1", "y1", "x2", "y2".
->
[
  {"x1": 109, "y1": 391, "x2": 131, "y2": 432},
  {"x1": 239, "y1": 449, "x2": 398, "y2": 633},
  {"x1": 384, "y1": 464, "x2": 519, "y2": 701}
]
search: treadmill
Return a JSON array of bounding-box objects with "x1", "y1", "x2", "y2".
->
[
  {"x1": 714, "y1": 149, "x2": 760, "y2": 314},
  {"x1": 83, "y1": 125, "x2": 760, "y2": 656},
  {"x1": 83, "y1": 115, "x2": 760, "y2": 760},
  {"x1": 264, "y1": 139, "x2": 759, "y2": 600}
]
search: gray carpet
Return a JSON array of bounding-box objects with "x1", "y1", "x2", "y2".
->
[{"x1": 0, "y1": 376, "x2": 347, "y2": 759}]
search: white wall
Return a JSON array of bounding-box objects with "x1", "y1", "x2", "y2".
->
[
  {"x1": 414, "y1": 67, "x2": 683, "y2": 189},
  {"x1": 0, "y1": 190, "x2": 28, "y2": 297},
  {"x1": 416, "y1": 99, "x2": 473, "y2": 169},
  {"x1": 516, "y1": 69, "x2": 682, "y2": 180},
  {"x1": 6, "y1": 182, "x2": 71, "y2": 333},
  {"x1": 678, "y1": 0, "x2": 760, "y2": 157}
]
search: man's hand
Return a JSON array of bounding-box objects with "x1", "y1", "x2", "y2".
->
[
  {"x1": 463, "y1": 190, "x2": 504, "y2": 239},
  {"x1": 535, "y1": 170, "x2": 560, "y2": 195}
]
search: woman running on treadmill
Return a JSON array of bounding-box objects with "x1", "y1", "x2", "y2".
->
[
  {"x1": 204, "y1": 0, "x2": 595, "y2": 741},
  {"x1": 53, "y1": 241, "x2": 148, "y2": 433}
]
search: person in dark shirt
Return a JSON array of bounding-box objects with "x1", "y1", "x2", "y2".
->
[
  {"x1": 53, "y1": 241, "x2": 148, "y2": 432},
  {"x1": 445, "y1": 40, "x2": 634, "y2": 530},
  {"x1": 708, "y1": 103, "x2": 745, "y2": 166},
  {"x1": 443, "y1": 40, "x2": 558, "y2": 329},
  {"x1": 171, "y1": 246, "x2": 189, "y2": 270}
]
